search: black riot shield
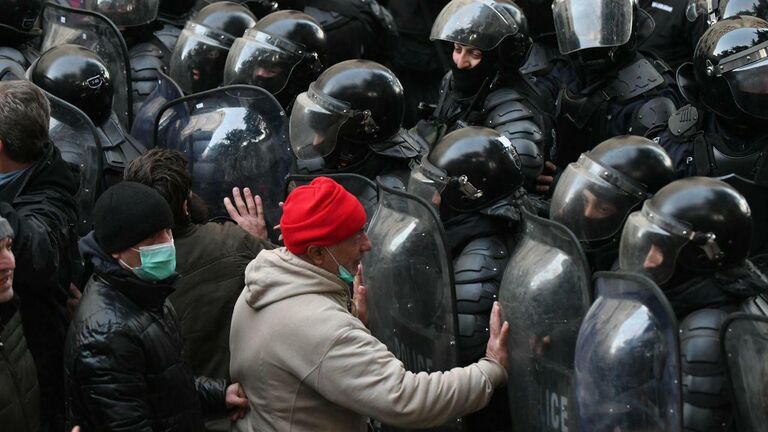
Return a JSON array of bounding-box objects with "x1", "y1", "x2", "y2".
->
[
  {"x1": 40, "y1": 2, "x2": 133, "y2": 129},
  {"x1": 154, "y1": 85, "x2": 291, "y2": 230},
  {"x1": 47, "y1": 93, "x2": 103, "y2": 236},
  {"x1": 284, "y1": 173, "x2": 378, "y2": 224},
  {"x1": 718, "y1": 174, "x2": 768, "y2": 256},
  {"x1": 498, "y1": 207, "x2": 591, "y2": 432},
  {"x1": 575, "y1": 271, "x2": 683, "y2": 432},
  {"x1": 722, "y1": 313, "x2": 768, "y2": 432},
  {"x1": 363, "y1": 181, "x2": 462, "y2": 432},
  {"x1": 130, "y1": 72, "x2": 183, "y2": 149}
]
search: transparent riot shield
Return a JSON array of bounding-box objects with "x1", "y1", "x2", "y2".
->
[
  {"x1": 40, "y1": 2, "x2": 133, "y2": 129},
  {"x1": 363, "y1": 181, "x2": 462, "y2": 432},
  {"x1": 575, "y1": 271, "x2": 683, "y2": 432},
  {"x1": 718, "y1": 174, "x2": 768, "y2": 256},
  {"x1": 284, "y1": 173, "x2": 378, "y2": 224},
  {"x1": 498, "y1": 207, "x2": 591, "y2": 432},
  {"x1": 47, "y1": 93, "x2": 103, "y2": 236},
  {"x1": 130, "y1": 72, "x2": 183, "y2": 148},
  {"x1": 722, "y1": 313, "x2": 768, "y2": 432},
  {"x1": 154, "y1": 85, "x2": 290, "y2": 231}
]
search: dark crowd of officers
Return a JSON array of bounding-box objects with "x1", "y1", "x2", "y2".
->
[{"x1": 0, "y1": 0, "x2": 767, "y2": 430}]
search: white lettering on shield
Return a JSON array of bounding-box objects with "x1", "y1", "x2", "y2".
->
[
  {"x1": 544, "y1": 388, "x2": 569, "y2": 432},
  {"x1": 391, "y1": 335, "x2": 434, "y2": 372}
]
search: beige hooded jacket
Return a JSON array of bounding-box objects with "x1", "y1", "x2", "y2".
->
[{"x1": 229, "y1": 247, "x2": 507, "y2": 432}]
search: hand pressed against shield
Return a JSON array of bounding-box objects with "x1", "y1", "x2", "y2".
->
[
  {"x1": 224, "y1": 187, "x2": 268, "y2": 241},
  {"x1": 486, "y1": 302, "x2": 511, "y2": 370}
]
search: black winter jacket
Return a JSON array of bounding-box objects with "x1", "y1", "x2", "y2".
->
[
  {"x1": 0, "y1": 143, "x2": 78, "y2": 428},
  {"x1": 65, "y1": 233, "x2": 227, "y2": 432},
  {"x1": 0, "y1": 300, "x2": 40, "y2": 432}
]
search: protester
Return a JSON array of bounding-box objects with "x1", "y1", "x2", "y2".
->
[
  {"x1": 64, "y1": 182, "x2": 249, "y2": 431},
  {"x1": 0, "y1": 216, "x2": 40, "y2": 432},
  {"x1": 230, "y1": 176, "x2": 510, "y2": 431},
  {"x1": 0, "y1": 79, "x2": 77, "y2": 431}
]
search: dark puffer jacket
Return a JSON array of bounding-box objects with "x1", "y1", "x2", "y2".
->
[
  {"x1": 65, "y1": 233, "x2": 227, "y2": 432},
  {"x1": 0, "y1": 300, "x2": 40, "y2": 432}
]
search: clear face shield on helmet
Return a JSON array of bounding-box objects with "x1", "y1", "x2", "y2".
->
[
  {"x1": 289, "y1": 83, "x2": 378, "y2": 160},
  {"x1": 550, "y1": 154, "x2": 650, "y2": 242},
  {"x1": 619, "y1": 201, "x2": 724, "y2": 285},
  {"x1": 429, "y1": 0, "x2": 521, "y2": 50},
  {"x1": 686, "y1": 0, "x2": 719, "y2": 23},
  {"x1": 170, "y1": 21, "x2": 234, "y2": 94},
  {"x1": 552, "y1": 0, "x2": 633, "y2": 54},
  {"x1": 224, "y1": 28, "x2": 318, "y2": 94},
  {"x1": 709, "y1": 40, "x2": 768, "y2": 119},
  {"x1": 84, "y1": 0, "x2": 159, "y2": 27}
]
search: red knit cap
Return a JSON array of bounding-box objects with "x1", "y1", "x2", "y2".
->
[{"x1": 281, "y1": 177, "x2": 367, "y2": 255}]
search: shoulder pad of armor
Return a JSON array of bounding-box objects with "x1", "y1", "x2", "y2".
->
[
  {"x1": 484, "y1": 99, "x2": 535, "y2": 128},
  {"x1": 0, "y1": 46, "x2": 26, "y2": 65},
  {"x1": 630, "y1": 96, "x2": 677, "y2": 135},
  {"x1": 453, "y1": 236, "x2": 508, "y2": 284},
  {"x1": 492, "y1": 118, "x2": 545, "y2": 145},
  {"x1": 0, "y1": 59, "x2": 26, "y2": 81},
  {"x1": 679, "y1": 308, "x2": 730, "y2": 405},
  {"x1": 455, "y1": 280, "x2": 499, "y2": 309},
  {"x1": 484, "y1": 87, "x2": 525, "y2": 111},
  {"x1": 519, "y1": 42, "x2": 559, "y2": 75},
  {"x1": 609, "y1": 58, "x2": 665, "y2": 102},
  {"x1": 668, "y1": 104, "x2": 702, "y2": 138},
  {"x1": 154, "y1": 24, "x2": 181, "y2": 53}
]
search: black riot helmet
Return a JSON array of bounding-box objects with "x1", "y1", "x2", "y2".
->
[
  {"x1": 430, "y1": 0, "x2": 531, "y2": 65},
  {"x1": 169, "y1": 1, "x2": 257, "y2": 93},
  {"x1": 409, "y1": 126, "x2": 525, "y2": 213},
  {"x1": 719, "y1": 0, "x2": 768, "y2": 19},
  {"x1": 689, "y1": 15, "x2": 768, "y2": 120},
  {"x1": 619, "y1": 177, "x2": 752, "y2": 285},
  {"x1": 289, "y1": 60, "x2": 404, "y2": 161},
  {"x1": 1, "y1": 0, "x2": 43, "y2": 38},
  {"x1": 82, "y1": 0, "x2": 159, "y2": 27},
  {"x1": 224, "y1": 10, "x2": 326, "y2": 105},
  {"x1": 550, "y1": 135, "x2": 675, "y2": 244},
  {"x1": 31, "y1": 44, "x2": 114, "y2": 126}
]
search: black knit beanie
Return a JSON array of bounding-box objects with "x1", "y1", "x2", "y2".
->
[{"x1": 93, "y1": 181, "x2": 174, "y2": 254}]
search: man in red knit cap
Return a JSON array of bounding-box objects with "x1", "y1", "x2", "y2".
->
[{"x1": 229, "y1": 176, "x2": 510, "y2": 431}]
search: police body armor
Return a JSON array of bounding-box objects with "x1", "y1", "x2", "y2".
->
[
  {"x1": 575, "y1": 271, "x2": 683, "y2": 431},
  {"x1": 554, "y1": 55, "x2": 678, "y2": 166},
  {"x1": 665, "y1": 104, "x2": 768, "y2": 183},
  {"x1": 130, "y1": 71, "x2": 184, "y2": 148},
  {"x1": 498, "y1": 206, "x2": 592, "y2": 432},
  {"x1": 128, "y1": 23, "x2": 181, "y2": 119},
  {"x1": 40, "y1": 2, "x2": 134, "y2": 130},
  {"x1": 363, "y1": 181, "x2": 462, "y2": 432},
  {"x1": 154, "y1": 84, "x2": 291, "y2": 232},
  {"x1": 0, "y1": 44, "x2": 38, "y2": 81}
]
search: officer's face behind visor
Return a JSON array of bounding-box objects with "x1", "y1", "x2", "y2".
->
[
  {"x1": 289, "y1": 91, "x2": 349, "y2": 160},
  {"x1": 452, "y1": 43, "x2": 483, "y2": 70}
]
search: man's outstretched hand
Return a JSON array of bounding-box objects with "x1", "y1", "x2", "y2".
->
[
  {"x1": 224, "y1": 187, "x2": 268, "y2": 240},
  {"x1": 352, "y1": 264, "x2": 368, "y2": 327},
  {"x1": 485, "y1": 302, "x2": 510, "y2": 370}
]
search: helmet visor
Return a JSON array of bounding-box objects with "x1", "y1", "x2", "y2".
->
[
  {"x1": 407, "y1": 159, "x2": 449, "y2": 209},
  {"x1": 550, "y1": 155, "x2": 647, "y2": 242},
  {"x1": 84, "y1": 0, "x2": 158, "y2": 27},
  {"x1": 429, "y1": 0, "x2": 520, "y2": 50},
  {"x1": 170, "y1": 22, "x2": 233, "y2": 94},
  {"x1": 726, "y1": 57, "x2": 768, "y2": 119},
  {"x1": 553, "y1": 0, "x2": 633, "y2": 54},
  {"x1": 224, "y1": 29, "x2": 304, "y2": 94},
  {"x1": 289, "y1": 91, "x2": 349, "y2": 159},
  {"x1": 618, "y1": 205, "x2": 689, "y2": 285}
]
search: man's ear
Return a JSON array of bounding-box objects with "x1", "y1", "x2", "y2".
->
[
  {"x1": 305, "y1": 245, "x2": 326, "y2": 265},
  {"x1": 183, "y1": 199, "x2": 189, "y2": 216}
]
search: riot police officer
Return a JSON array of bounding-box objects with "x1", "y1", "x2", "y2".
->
[
  {"x1": 409, "y1": 126, "x2": 533, "y2": 430},
  {"x1": 0, "y1": 0, "x2": 43, "y2": 81},
  {"x1": 653, "y1": 16, "x2": 768, "y2": 182},
  {"x1": 549, "y1": 135, "x2": 676, "y2": 271},
  {"x1": 419, "y1": 0, "x2": 553, "y2": 188},
  {"x1": 617, "y1": 176, "x2": 767, "y2": 431},
  {"x1": 224, "y1": 10, "x2": 327, "y2": 110},
  {"x1": 289, "y1": 59, "x2": 427, "y2": 185},
  {"x1": 170, "y1": 1, "x2": 257, "y2": 94},
  {"x1": 639, "y1": 0, "x2": 708, "y2": 69},
  {"x1": 552, "y1": 0, "x2": 681, "y2": 166},
  {"x1": 31, "y1": 44, "x2": 146, "y2": 189}
]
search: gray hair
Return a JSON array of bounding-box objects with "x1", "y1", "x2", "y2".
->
[{"x1": 0, "y1": 80, "x2": 50, "y2": 163}]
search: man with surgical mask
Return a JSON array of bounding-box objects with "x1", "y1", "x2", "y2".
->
[{"x1": 64, "y1": 182, "x2": 249, "y2": 431}]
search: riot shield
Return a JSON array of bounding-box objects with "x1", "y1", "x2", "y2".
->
[
  {"x1": 718, "y1": 174, "x2": 768, "y2": 256},
  {"x1": 130, "y1": 72, "x2": 183, "y2": 148},
  {"x1": 498, "y1": 207, "x2": 591, "y2": 432},
  {"x1": 363, "y1": 182, "x2": 462, "y2": 431},
  {"x1": 575, "y1": 271, "x2": 682, "y2": 432},
  {"x1": 154, "y1": 85, "x2": 290, "y2": 231},
  {"x1": 47, "y1": 93, "x2": 103, "y2": 236},
  {"x1": 40, "y1": 2, "x2": 133, "y2": 129},
  {"x1": 722, "y1": 313, "x2": 768, "y2": 432},
  {"x1": 284, "y1": 173, "x2": 378, "y2": 224}
]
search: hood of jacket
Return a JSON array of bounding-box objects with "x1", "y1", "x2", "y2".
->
[{"x1": 243, "y1": 247, "x2": 349, "y2": 311}]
